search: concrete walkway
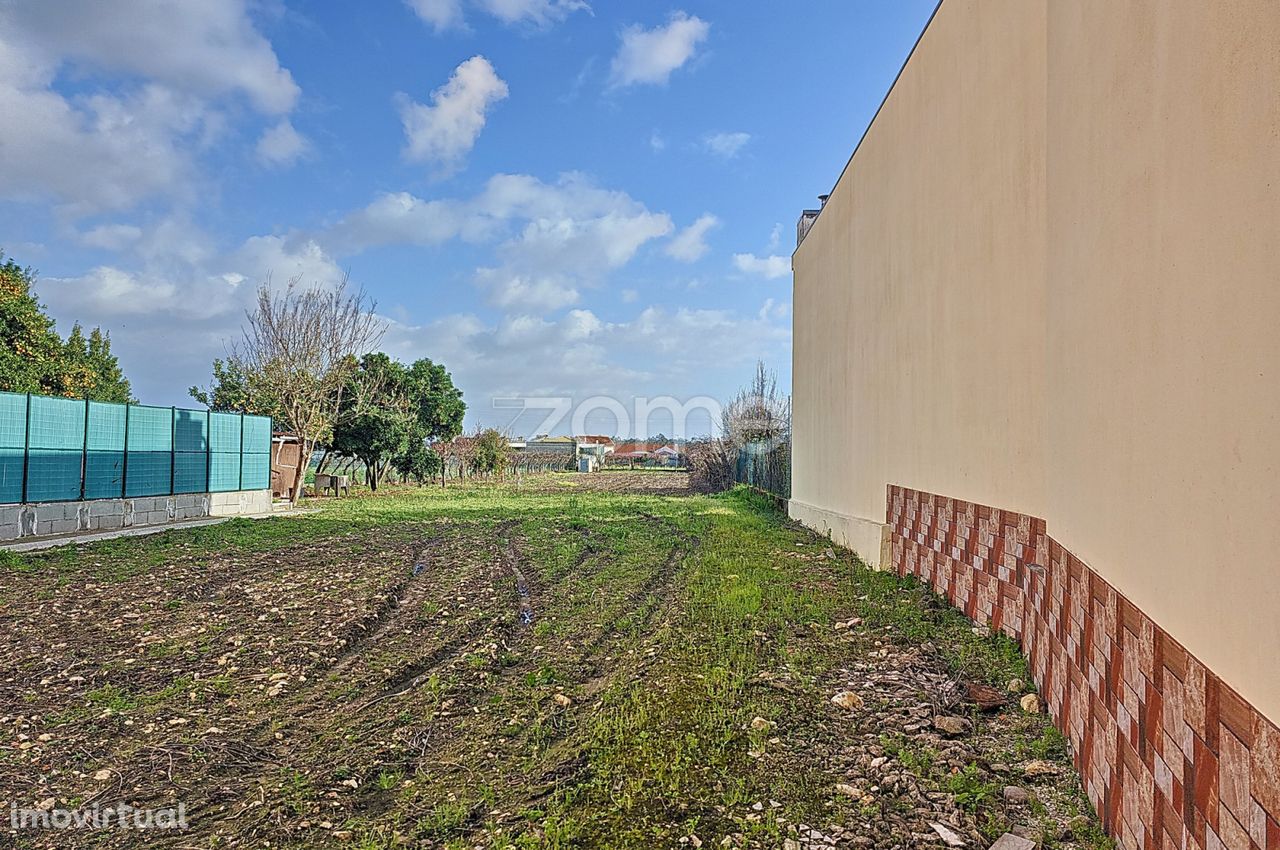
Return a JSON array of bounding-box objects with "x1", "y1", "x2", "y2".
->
[{"x1": 0, "y1": 508, "x2": 314, "y2": 553}]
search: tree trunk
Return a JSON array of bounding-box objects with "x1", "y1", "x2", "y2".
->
[{"x1": 290, "y1": 438, "x2": 311, "y2": 504}]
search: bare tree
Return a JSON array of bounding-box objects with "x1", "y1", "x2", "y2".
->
[
  {"x1": 720, "y1": 360, "x2": 791, "y2": 450},
  {"x1": 231, "y1": 275, "x2": 384, "y2": 503}
]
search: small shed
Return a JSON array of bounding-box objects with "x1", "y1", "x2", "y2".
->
[{"x1": 271, "y1": 433, "x2": 301, "y2": 498}]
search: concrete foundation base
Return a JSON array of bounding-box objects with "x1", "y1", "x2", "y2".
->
[
  {"x1": 787, "y1": 499, "x2": 889, "y2": 569},
  {"x1": 0, "y1": 490, "x2": 272, "y2": 543}
]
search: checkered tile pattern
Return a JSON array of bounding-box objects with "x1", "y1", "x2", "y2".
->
[{"x1": 887, "y1": 485, "x2": 1280, "y2": 850}]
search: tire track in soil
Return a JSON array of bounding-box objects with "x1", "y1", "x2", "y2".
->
[{"x1": 125, "y1": 526, "x2": 508, "y2": 849}]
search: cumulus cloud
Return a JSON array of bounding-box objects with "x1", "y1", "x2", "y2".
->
[
  {"x1": 255, "y1": 119, "x2": 310, "y2": 168},
  {"x1": 405, "y1": 0, "x2": 588, "y2": 31},
  {"x1": 665, "y1": 213, "x2": 719, "y2": 262},
  {"x1": 329, "y1": 171, "x2": 671, "y2": 271},
  {"x1": 473, "y1": 173, "x2": 672, "y2": 309},
  {"x1": 398, "y1": 56, "x2": 509, "y2": 175},
  {"x1": 733, "y1": 253, "x2": 791, "y2": 280},
  {"x1": 39, "y1": 226, "x2": 347, "y2": 402},
  {"x1": 703, "y1": 131, "x2": 750, "y2": 159},
  {"x1": 1, "y1": 0, "x2": 299, "y2": 113},
  {"x1": 476, "y1": 0, "x2": 590, "y2": 27},
  {"x1": 0, "y1": 1, "x2": 298, "y2": 214},
  {"x1": 404, "y1": 0, "x2": 466, "y2": 31},
  {"x1": 609, "y1": 12, "x2": 709, "y2": 88},
  {"x1": 79, "y1": 224, "x2": 144, "y2": 252},
  {"x1": 378, "y1": 301, "x2": 790, "y2": 434}
]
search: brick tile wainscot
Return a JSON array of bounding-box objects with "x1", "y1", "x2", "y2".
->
[{"x1": 887, "y1": 486, "x2": 1280, "y2": 850}]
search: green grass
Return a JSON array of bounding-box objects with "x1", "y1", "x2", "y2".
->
[{"x1": 0, "y1": 480, "x2": 1109, "y2": 850}]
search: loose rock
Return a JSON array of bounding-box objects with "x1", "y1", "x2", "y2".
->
[
  {"x1": 831, "y1": 691, "x2": 864, "y2": 711},
  {"x1": 929, "y1": 821, "x2": 966, "y2": 847},
  {"x1": 988, "y1": 833, "x2": 1036, "y2": 850},
  {"x1": 1021, "y1": 759, "x2": 1060, "y2": 780},
  {"x1": 1001, "y1": 786, "x2": 1029, "y2": 804},
  {"x1": 932, "y1": 715, "x2": 971, "y2": 736}
]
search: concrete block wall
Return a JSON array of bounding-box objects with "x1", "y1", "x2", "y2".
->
[
  {"x1": 209, "y1": 489, "x2": 272, "y2": 517},
  {"x1": 0, "y1": 490, "x2": 270, "y2": 543}
]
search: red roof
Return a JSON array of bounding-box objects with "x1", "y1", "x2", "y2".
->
[
  {"x1": 613, "y1": 441, "x2": 678, "y2": 455},
  {"x1": 576, "y1": 435, "x2": 614, "y2": 445}
]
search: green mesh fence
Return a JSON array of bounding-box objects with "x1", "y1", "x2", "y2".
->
[
  {"x1": 125, "y1": 405, "x2": 173, "y2": 498},
  {"x1": 0, "y1": 391, "x2": 272, "y2": 504},
  {"x1": 173, "y1": 409, "x2": 209, "y2": 493},
  {"x1": 209, "y1": 413, "x2": 243, "y2": 492},
  {"x1": 241, "y1": 415, "x2": 271, "y2": 490},
  {"x1": 26, "y1": 396, "x2": 86, "y2": 502},
  {"x1": 0, "y1": 393, "x2": 26, "y2": 504},
  {"x1": 85, "y1": 402, "x2": 126, "y2": 500}
]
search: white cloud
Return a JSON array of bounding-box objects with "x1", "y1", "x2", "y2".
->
[
  {"x1": 0, "y1": 1, "x2": 298, "y2": 214},
  {"x1": 478, "y1": 270, "x2": 581, "y2": 312},
  {"x1": 39, "y1": 228, "x2": 347, "y2": 402},
  {"x1": 1, "y1": 0, "x2": 299, "y2": 114},
  {"x1": 327, "y1": 192, "x2": 485, "y2": 254},
  {"x1": 665, "y1": 213, "x2": 719, "y2": 262},
  {"x1": 255, "y1": 119, "x2": 310, "y2": 168},
  {"x1": 476, "y1": 0, "x2": 590, "y2": 27},
  {"x1": 703, "y1": 131, "x2": 750, "y2": 159},
  {"x1": 80, "y1": 224, "x2": 144, "y2": 252},
  {"x1": 0, "y1": 78, "x2": 211, "y2": 213},
  {"x1": 648, "y1": 130, "x2": 666, "y2": 152},
  {"x1": 621, "y1": 288, "x2": 638, "y2": 303},
  {"x1": 733, "y1": 253, "x2": 791, "y2": 280},
  {"x1": 406, "y1": 0, "x2": 588, "y2": 31},
  {"x1": 405, "y1": 0, "x2": 466, "y2": 31},
  {"x1": 398, "y1": 56, "x2": 509, "y2": 175},
  {"x1": 474, "y1": 174, "x2": 671, "y2": 309},
  {"x1": 325, "y1": 172, "x2": 672, "y2": 312},
  {"x1": 758, "y1": 298, "x2": 789, "y2": 320},
  {"x1": 609, "y1": 12, "x2": 709, "y2": 88},
  {"x1": 378, "y1": 302, "x2": 790, "y2": 434}
]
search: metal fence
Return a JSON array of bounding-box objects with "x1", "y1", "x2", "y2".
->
[
  {"x1": 734, "y1": 439, "x2": 791, "y2": 500},
  {"x1": 0, "y1": 391, "x2": 272, "y2": 504}
]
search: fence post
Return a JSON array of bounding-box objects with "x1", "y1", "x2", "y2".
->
[
  {"x1": 204, "y1": 410, "x2": 212, "y2": 494},
  {"x1": 80, "y1": 398, "x2": 90, "y2": 501},
  {"x1": 121, "y1": 404, "x2": 131, "y2": 499},
  {"x1": 20, "y1": 392, "x2": 30, "y2": 504},
  {"x1": 169, "y1": 406, "x2": 177, "y2": 495},
  {"x1": 238, "y1": 412, "x2": 245, "y2": 491}
]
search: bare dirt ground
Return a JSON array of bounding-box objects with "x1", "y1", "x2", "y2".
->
[
  {"x1": 0, "y1": 475, "x2": 1107, "y2": 849},
  {"x1": 520, "y1": 469, "x2": 692, "y2": 495}
]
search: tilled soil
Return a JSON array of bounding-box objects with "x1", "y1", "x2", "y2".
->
[{"x1": 0, "y1": 481, "x2": 1103, "y2": 850}]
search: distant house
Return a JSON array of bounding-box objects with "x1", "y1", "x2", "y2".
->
[
  {"x1": 655, "y1": 445, "x2": 681, "y2": 466},
  {"x1": 526, "y1": 435, "x2": 576, "y2": 454},
  {"x1": 574, "y1": 435, "x2": 613, "y2": 467}
]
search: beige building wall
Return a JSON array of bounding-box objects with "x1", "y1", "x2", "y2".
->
[
  {"x1": 792, "y1": 0, "x2": 1280, "y2": 725},
  {"x1": 791, "y1": 0, "x2": 1048, "y2": 552},
  {"x1": 1043, "y1": 1, "x2": 1280, "y2": 725}
]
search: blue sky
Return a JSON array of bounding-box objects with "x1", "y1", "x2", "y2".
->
[{"x1": 0, "y1": 0, "x2": 936, "y2": 436}]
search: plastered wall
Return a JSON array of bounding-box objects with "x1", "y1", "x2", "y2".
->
[{"x1": 791, "y1": 0, "x2": 1280, "y2": 724}]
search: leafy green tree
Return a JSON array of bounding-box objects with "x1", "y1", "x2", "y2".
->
[
  {"x1": 188, "y1": 358, "x2": 271, "y2": 414},
  {"x1": 391, "y1": 435, "x2": 442, "y2": 485},
  {"x1": 332, "y1": 354, "x2": 412, "y2": 491},
  {"x1": 0, "y1": 252, "x2": 133, "y2": 402},
  {"x1": 330, "y1": 353, "x2": 466, "y2": 490},
  {"x1": 470, "y1": 428, "x2": 509, "y2": 478},
  {"x1": 60, "y1": 324, "x2": 133, "y2": 403}
]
